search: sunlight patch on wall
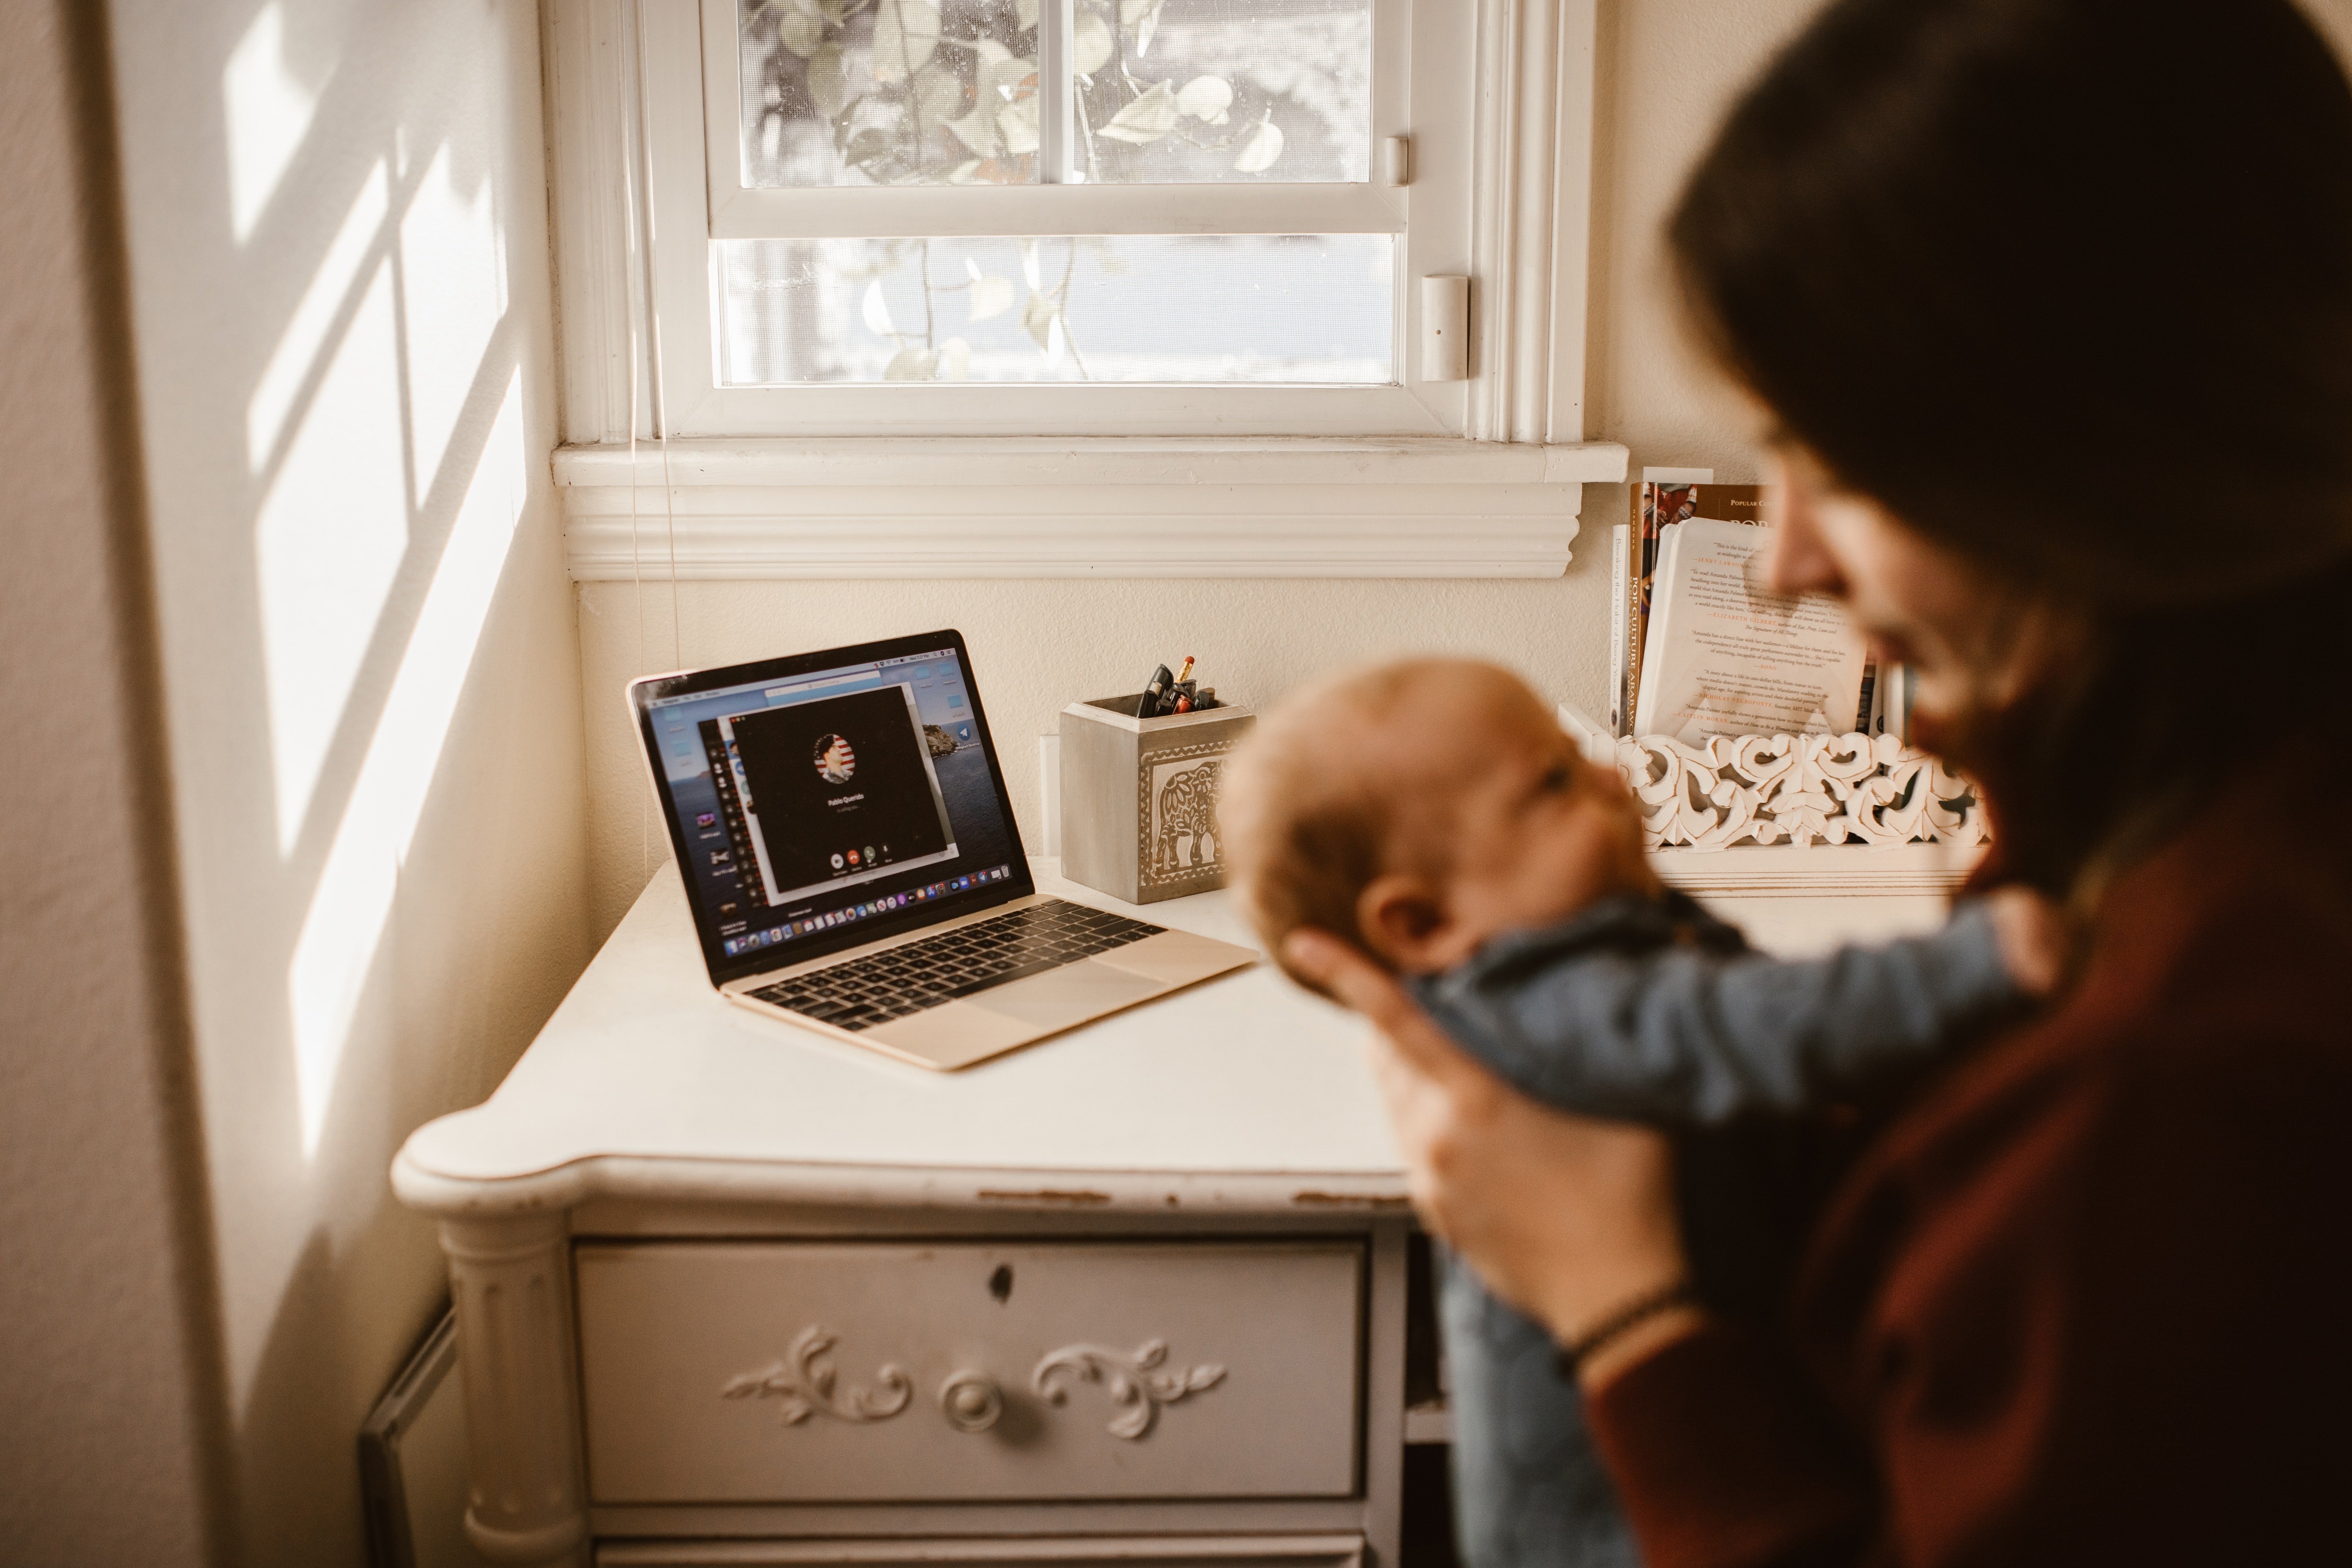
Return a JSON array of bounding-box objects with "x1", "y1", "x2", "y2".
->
[
  {"x1": 224, "y1": 3, "x2": 326, "y2": 244},
  {"x1": 290, "y1": 373, "x2": 528, "y2": 1157},
  {"x1": 402, "y1": 143, "x2": 508, "y2": 501},
  {"x1": 248, "y1": 161, "x2": 389, "y2": 472},
  {"x1": 257, "y1": 262, "x2": 408, "y2": 855}
]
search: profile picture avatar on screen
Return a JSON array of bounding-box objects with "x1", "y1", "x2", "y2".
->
[{"x1": 814, "y1": 734, "x2": 857, "y2": 785}]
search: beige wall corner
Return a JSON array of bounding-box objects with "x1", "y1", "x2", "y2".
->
[
  {"x1": 0, "y1": 2, "x2": 233, "y2": 1563},
  {"x1": 90, "y1": 0, "x2": 593, "y2": 1562}
]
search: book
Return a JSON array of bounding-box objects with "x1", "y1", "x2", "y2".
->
[
  {"x1": 1624, "y1": 471, "x2": 1768, "y2": 733},
  {"x1": 1631, "y1": 517, "x2": 1869, "y2": 743},
  {"x1": 1631, "y1": 521, "x2": 1685, "y2": 738},
  {"x1": 1607, "y1": 524, "x2": 1630, "y2": 735},
  {"x1": 1881, "y1": 663, "x2": 1912, "y2": 742}
]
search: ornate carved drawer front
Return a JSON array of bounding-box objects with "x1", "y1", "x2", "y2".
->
[{"x1": 573, "y1": 1240, "x2": 1365, "y2": 1504}]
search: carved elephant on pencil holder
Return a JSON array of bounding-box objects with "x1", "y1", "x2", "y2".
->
[{"x1": 1154, "y1": 759, "x2": 1223, "y2": 874}]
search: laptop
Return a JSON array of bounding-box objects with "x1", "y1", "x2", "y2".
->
[{"x1": 629, "y1": 629, "x2": 1257, "y2": 1070}]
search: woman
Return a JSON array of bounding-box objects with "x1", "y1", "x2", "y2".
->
[{"x1": 1290, "y1": 0, "x2": 2352, "y2": 1562}]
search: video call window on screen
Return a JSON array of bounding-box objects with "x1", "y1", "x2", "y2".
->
[{"x1": 718, "y1": 683, "x2": 959, "y2": 906}]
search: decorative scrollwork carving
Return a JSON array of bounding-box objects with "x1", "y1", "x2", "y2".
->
[
  {"x1": 721, "y1": 1324, "x2": 911, "y2": 1425},
  {"x1": 1032, "y1": 1339, "x2": 1226, "y2": 1439},
  {"x1": 1616, "y1": 731, "x2": 1990, "y2": 852},
  {"x1": 938, "y1": 1371, "x2": 1005, "y2": 1433}
]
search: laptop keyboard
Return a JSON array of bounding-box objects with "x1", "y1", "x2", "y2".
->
[{"x1": 747, "y1": 898, "x2": 1166, "y2": 1033}]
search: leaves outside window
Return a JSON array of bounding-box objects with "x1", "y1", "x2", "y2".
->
[{"x1": 735, "y1": 0, "x2": 1372, "y2": 187}]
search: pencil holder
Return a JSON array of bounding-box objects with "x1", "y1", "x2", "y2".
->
[
  {"x1": 1615, "y1": 731, "x2": 1990, "y2": 851},
  {"x1": 1058, "y1": 696, "x2": 1256, "y2": 903}
]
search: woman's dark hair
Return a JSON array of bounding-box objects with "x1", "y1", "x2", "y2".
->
[{"x1": 1671, "y1": 0, "x2": 2352, "y2": 900}]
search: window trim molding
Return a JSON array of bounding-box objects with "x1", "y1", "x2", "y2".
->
[
  {"x1": 555, "y1": 435, "x2": 1628, "y2": 579},
  {"x1": 546, "y1": 0, "x2": 1601, "y2": 437},
  {"x1": 537, "y1": 0, "x2": 1616, "y2": 575},
  {"x1": 1472, "y1": 0, "x2": 1598, "y2": 443}
]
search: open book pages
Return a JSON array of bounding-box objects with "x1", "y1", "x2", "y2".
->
[
  {"x1": 1625, "y1": 478, "x2": 1764, "y2": 737},
  {"x1": 1631, "y1": 517, "x2": 1868, "y2": 743}
]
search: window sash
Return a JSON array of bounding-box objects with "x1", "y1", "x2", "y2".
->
[
  {"x1": 707, "y1": 181, "x2": 1404, "y2": 240},
  {"x1": 655, "y1": 383, "x2": 1452, "y2": 438},
  {"x1": 638, "y1": 0, "x2": 1452, "y2": 432}
]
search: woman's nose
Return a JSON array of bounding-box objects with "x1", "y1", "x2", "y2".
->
[{"x1": 1764, "y1": 509, "x2": 1845, "y2": 598}]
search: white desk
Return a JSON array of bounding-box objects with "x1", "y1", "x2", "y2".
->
[
  {"x1": 393, "y1": 851, "x2": 1960, "y2": 1568},
  {"x1": 394, "y1": 859, "x2": 1413, "y2": 1568}
]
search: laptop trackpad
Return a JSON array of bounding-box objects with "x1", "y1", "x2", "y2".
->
[{"x1": 969, "y1": 960, "x2": 1164, "y2": 1027}]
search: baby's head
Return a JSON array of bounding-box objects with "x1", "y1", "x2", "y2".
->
[{"x1": 1221, "y1": 658, "x2": 1656, "y2": 994}]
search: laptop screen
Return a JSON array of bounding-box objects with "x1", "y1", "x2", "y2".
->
[{"x1": 631, "y1": 630, "x2": 1029, "y2": 985}]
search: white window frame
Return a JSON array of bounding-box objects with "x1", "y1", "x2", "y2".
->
[{"x1": 541, "y1": 0, "x2": 1627, "y2": 576}]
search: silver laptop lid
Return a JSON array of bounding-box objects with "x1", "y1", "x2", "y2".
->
[{"x1": 627, "y1": 629, "x2": 1032, "y2": 989}]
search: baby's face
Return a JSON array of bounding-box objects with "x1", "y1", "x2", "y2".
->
[{"x1": 1364, "y1": 677, "x2": 1655, "y2": 974}]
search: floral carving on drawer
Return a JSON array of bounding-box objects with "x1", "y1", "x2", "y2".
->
[
  {"x1": 1033, "y1": 1338, "x2": 1228, "y2": 1439},
  {"x1": 721, "y1": 1327, "x2": 1229, "y2": 1439},
  {"x1": 721, "y1": 1324, "x2": 912, "y2": 1424}
]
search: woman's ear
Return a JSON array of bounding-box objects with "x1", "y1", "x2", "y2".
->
[{"x1": 1356, "y1": 873, "x2": 1454, "y2": 973}]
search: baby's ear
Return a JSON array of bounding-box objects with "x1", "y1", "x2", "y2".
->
[{"x1": 1355, "y1": 873, "x2": 1451, "y2": 974}]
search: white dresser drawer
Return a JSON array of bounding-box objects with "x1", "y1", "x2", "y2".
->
[{"x1": 574, "y1": 1240, "x2": 1365, "y2": 1505}]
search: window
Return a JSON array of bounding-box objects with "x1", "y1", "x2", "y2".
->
[
  {"x1": 713, "y1": 0, "x2": 1395, "y2": 391},
  {"x1": 543, "y1": 0, "x2": 1626, "y2": 573},
  {"x1": 648, "y1": 0, "x2": 1446, "y2": 433}
]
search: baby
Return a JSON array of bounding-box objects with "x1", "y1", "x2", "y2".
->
[{"x1": 1220, "y1": 658, "x2": 2050, "y2": 1568}]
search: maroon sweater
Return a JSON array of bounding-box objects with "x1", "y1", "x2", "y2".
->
[{"x1": 1589, "y1": 774, "x2": 2352, "y2": 1566}]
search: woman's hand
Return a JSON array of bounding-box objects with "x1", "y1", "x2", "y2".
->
[
  {"x1": 1285, "y1": 928, "x2": 1701, "y2": 1383},
  {"x1": 1984, "y1": 885, "x2": 2069, "y2": 997}
]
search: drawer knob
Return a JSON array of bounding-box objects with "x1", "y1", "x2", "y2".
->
[
  {"x1": 721, "y1": 1324, "x2": 911, "y2": 1425},
  {"x1": 1033, "y1": 1338, "x2": 1227, "y2": 1439},
  {"x1": 938, "y1": 1371, "x2": 1004, "y2": 1433}
]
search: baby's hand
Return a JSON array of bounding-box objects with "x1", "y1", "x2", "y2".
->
[{"x1": 1985, "y1": 885, "x2": 2068, "y2": 997}]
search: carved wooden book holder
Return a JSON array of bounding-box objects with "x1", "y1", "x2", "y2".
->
[{"x1": 1615, "y1": 731, "x2": 1989, "y2": 852}]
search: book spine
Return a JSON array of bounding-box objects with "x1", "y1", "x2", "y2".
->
[
  {"x1": 1608, "y1": 524, "x2": 1630, "y2": 735},
  {"x1": 1626, "y1": 483, "x2": 1651, "y2": 735},
  {"x1": 1632, "y1": 524, "x2": 1681, "y2": 738}
]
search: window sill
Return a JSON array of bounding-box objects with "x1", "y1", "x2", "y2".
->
[{"x1": 554, "y1": 436, "x2": 1630, "y2": 580}]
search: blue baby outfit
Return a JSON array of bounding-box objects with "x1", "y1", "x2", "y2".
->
[{"x1": 1404, "y1": 890, "x2": 2019, "y2": 1568}]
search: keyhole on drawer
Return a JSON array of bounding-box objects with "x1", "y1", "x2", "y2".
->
[{"x1": 988, "y1": 1264, "x2": 1014, "y2": 1303}]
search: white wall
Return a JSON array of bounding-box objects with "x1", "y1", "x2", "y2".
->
[
  {"x1": 574, "y1": 0, "x2": 1831, "y2": 936},
  {"x1": 102, "y1": 0, "x2": 590, "y2": 1562},
  {"x1": 0, "y1": 3, "x2": 230, "y2": 1561}
]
